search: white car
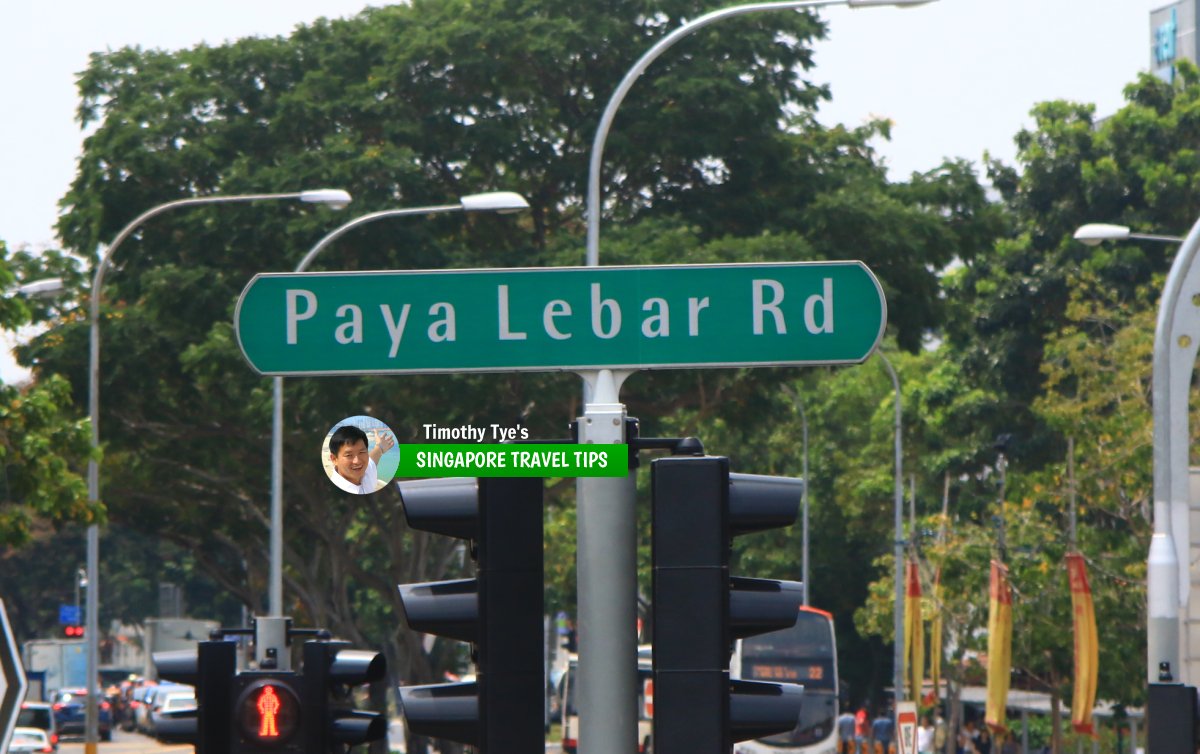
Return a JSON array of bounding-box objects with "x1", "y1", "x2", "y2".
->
[
  {"x1": 148, "y1": 689, "x2": 196, "y2": 741},
  {"x1": 9, "y1": 727, "x2": 54, "y2": 754}
]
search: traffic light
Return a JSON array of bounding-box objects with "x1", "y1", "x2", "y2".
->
[
  {"x1": 396, "y1": 476, "x2": 544, "y2": 752},
  {"x1": 302, "y1": 640, "x2": 387, "y2": 752},
  {"x1": 651, "y1": 455, "x2": 805, "y2": 754},
  {"x1": 154, "y1": 639, "x2": 236, "y2": 752},
  {"x1": 62, "y1": 625, "x2": 83, "y2": 638}
]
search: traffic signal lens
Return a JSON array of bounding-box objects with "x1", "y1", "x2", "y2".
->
[
  {"x1": 236, "y1": 680, "x2": 300, "y2": 745},
  {"x1": 62, "y1": 625, "x2": 83, "y2": 638}
]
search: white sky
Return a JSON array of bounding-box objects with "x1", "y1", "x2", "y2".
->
[{"x1": 0, "y1": 0, "x2": 1164, "y2": 381}]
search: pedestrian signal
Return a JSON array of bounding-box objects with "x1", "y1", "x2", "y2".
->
[{"x1": 235, "y1": 678, "x2": 301, "y2": 746}]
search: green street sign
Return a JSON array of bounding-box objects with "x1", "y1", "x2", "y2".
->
[{"x1": 235, "y1": 262, "x2": 886, "y2": 376}]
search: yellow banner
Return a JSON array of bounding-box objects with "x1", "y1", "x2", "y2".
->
[
  {"x1": 929, "y1": 567, "x2": 942, "y2": 706},
  {"x1": 1067, "y1": 553, "x2": 1098, "y2": 734},
  {"x1": 904, "y1": 558, "x2": 924, "y2": 701},
  {"x1": 985, "y1": 560, "x2": 1012, "y2": 731}
]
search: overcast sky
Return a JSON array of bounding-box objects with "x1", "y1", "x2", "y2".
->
[{"x1": 0, "y1": 0, "x2": 1166, "y2": 380}]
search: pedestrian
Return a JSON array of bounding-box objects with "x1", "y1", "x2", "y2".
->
[
  {"x1": 838, "y1": 710, "x2": 857, "y2": 754},
  {"x1": 855, "y1": 707, "x2": 870, "y2": 754},
  {"x1": 872, "y1": 707, "x2": 895, "y2": 754},
  {"x1": 976, "y1": 725, "x2": 992, "y2": 754},
  {"x1": 917, "y1": 715, "x2": 935, "y2": 754}
]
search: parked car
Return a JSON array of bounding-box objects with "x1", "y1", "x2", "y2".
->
[
  {"x1": 149, "y1": 688, "x2": 196, "y2": 743},
  {"x1": 16, "y1": 702, "x2": 58, "y2": 751},
  {"x1": 9, "y1": 727, "x2": 54, "y2": 753},
  {"x1": 50, "y1": 688, "x2": 112, "y2": 741}
]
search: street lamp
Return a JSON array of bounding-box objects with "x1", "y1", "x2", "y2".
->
[
  {"x1": 1072, "y1": 220, "x2": 1191, "y2": 690},
  {"x1": 781, "y1": 384, "x2": 811, "y2": 606},
  {"x1": 267, "y1": 191, "x2": 530, "y2": 621},
  {"x1": 876, "y1": 351, "x2": 904, "y2": 703},
  {"x1": 578, "y1": 3, "x2": 937, "y2": 751},
  {"x1": 84, "y1": 188, "x2": 350, "y2": 754}
]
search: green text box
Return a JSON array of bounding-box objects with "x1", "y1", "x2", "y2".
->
[{"x1": 396, "y1": 444, "x2": 628, "y2": 478}]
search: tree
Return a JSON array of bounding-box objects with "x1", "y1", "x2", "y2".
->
[{"x1": 21, "y1": 2, "x2": 1000, "y2": 735}]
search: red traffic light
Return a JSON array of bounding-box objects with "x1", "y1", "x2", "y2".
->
[
  {"x1": 62, "y1": 625, "x2": 84, "y2": 638},
  {"x1": 236, "y1": 680, "x2": 300, "y2": 745}
]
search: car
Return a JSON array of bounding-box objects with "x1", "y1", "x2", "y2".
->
[
  {"x1": 15, "y1": 702, "x2": 58, "y2": 751},
  {"x1": 148, "y1": 688, "x2": 196, "y2": 742},
  {"x1": 50, "y1": 688, "x2": 112, "y2": 741},
  {"x1": 8, "y1": 727, "x2": 54, "y2": 754}
]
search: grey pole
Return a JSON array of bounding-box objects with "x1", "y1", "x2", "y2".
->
[
  {"x1": 782, "y1": 385, "x2": 810, "y2": 605},
  {"x1": 268, "y1": 194, "x2": 529, "y2": 618},
  {"x1": 84, "y1": 189, "x2": 350, "y2": 753},
  {"x1": 877, "y1": 351, "x2": 904, "y2": 703},
  {"x1": 575, "y1": 369, "x2": 636, "y2": 754}
]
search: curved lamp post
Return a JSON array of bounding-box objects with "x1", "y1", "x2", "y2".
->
[
  {"x1": 876, "y1": 351, "x2": 904, "y2": 702},
  {"x1": 84, "y1": 188, "x2": 350, "y2": 754},
  {"x1": 781, "y1": 384, "x2": 811, "y2": 606},
  {"x1": 267, "y1": 191, "x2": 530, "y2": 619},
  {"x1": 585, "y1": 0, "x2": 937, "y2": 265},
  {"x1": 1073, "y1": 221, "x2": 1191, "y2": 688},
  {"x1": 578, "y1": 3, "x2": 936, "y2": 751}
]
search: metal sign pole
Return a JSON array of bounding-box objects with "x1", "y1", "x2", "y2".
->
[{"x1": 576, "y1": 369, "x2": 637, "y2": 754}]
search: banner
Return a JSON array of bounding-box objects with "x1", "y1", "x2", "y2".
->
[
  {"x1": 904, "y1": 558, "x2": 924, "y2": 702},
  {"x1": 929, "y1": 566, "x2": 943, "y2": 706},
  {"x1": 985, "y1": 559, "x2": 1012, "y2": 731},
  {"x1": 1067, "y1": 553, "x2": 1099, "y2": 734}
]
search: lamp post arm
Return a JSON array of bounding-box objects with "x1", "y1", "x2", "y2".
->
[
  {"x1": 1131, "y1": 232, "x2": 1186, "y2": 244},
  {"x1": 295, "y1": 204, "x2": 463, "y2": 273},
  {"x1": 586, "y1": 0, "x2": 850, "y2": 266}
]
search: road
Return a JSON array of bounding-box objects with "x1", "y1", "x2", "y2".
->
[
  {"x1": 57, "y1": 729, "x2": 191, "y2": 754},
  {"x1": 55, "y1": 725, "x2": 564, "y2": 754}
]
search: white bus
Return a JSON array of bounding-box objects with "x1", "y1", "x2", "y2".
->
[
  {"x1": 560, "y1": 648, "x2": 654, "y2": 754},
  {"x1": 731, "y1": 606, "x2": 839, "y2": 754}
]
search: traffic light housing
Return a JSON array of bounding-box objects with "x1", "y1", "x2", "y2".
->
[
  {"x1": 62, "y1": 625, "x2": 83, "y2": 638},
  {"x1": 651, "y1": 455, "x2": 805, "y2": 754},
  {"x1": 154, "y1": 639, "x2": 236, "y2": 752},
  {"x1": 302, "y1": 640, "x2": 387, "y2": 752},
  {"x1": 396, "y1": 476, "x2": 544, "y2": 752}
]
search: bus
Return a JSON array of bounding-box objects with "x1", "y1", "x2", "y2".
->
[
  {"x1": 560, "y1": 647, "x2": 654, "y2": 754},
  {"x1": 731, "y1": 606, "x2": 838, "y2": 754}
]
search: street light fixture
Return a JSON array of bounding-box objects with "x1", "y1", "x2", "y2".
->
[
  {"x1": 267, "y1": 191, "x2": 530, "y2": 621},
  {"x1": 83, "y1": 188, "x2": 350, "y2": 754},
  {"x1": 1072, "y1": 223, "x2": 1183, "y2": 247},
  {"x1": 1072, "y1": 220, "x2": 1193, "y2": 691},
  {"x1": 15, "y1": 278, "x2": 65, "y2": 298}
]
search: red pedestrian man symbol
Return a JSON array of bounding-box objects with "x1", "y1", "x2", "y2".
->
[{"x1": 258, "y1": 685, "x2": 282, "y2": 737}]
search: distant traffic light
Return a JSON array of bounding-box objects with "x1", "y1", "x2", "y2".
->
[
  {"x1": 396, "y1": 476, "x2": 544, "y2": 752},
  {"x1": 651, "y1": 455, "x2": 805, "y2": 754},
  {"x1": 302, "y1": 640, "x2": 387, "y2": 752},
  {"x1": 62, "y1": 625, "x2": 83, "y2": 638}
]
